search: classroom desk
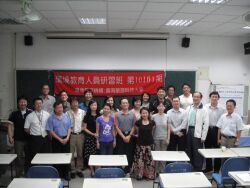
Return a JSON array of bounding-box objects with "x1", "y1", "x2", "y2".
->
[
  {"x1": 151, "y1": 151, "x2": 190, "y2": 162},
  {"x1": 7, "y1": 178, "x2": 61, "y2": 188},
  {"x1": 230, "y1": 147, "x2": 250, "y2": 157},
  {"x1": 82, "y1": 178, "x2": 133, "y2": 188},
  {"x1": 228, "y1": 171, "x2": 250, "y2": 186},
  {"x1": 198, "y1": 148, "x2": 238, "y2": 158},
  {"x1": 88, "y1": 155, "x2": 128, "y2": 166},
  {"x1": 31, "y1": 153, "x2": 72, "y2": 187},
  {"x1": 0, "y1": 154, "x2": 17, "y2": 179},
  {"x1": 31, "y1": 153, "x2": 72, "y2": 165},
  {"x1": 159, "y1": 172, "x2": 212, "y2": 188}
]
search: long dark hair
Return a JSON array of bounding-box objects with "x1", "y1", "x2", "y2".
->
[
  {"x1": 86, "y1": 100, "x2": 100, "y2": 116},
  {"x1": 139, "y1": 107, "x2": 151, "y2": 121}
]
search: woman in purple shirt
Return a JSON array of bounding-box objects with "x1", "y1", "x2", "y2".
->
[{"x1": 96, "y1": 104, "x2": 116, "y2": 155}]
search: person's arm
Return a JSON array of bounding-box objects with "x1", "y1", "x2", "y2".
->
[
  {"x1": 166, "y1": 123, "x2": 170, "y2": 145},
  {"x1": 201, "y1": 109, "x2": 209, "y2": 142},
  {"x1": 217, "y1": 128, "x2": 221, "y2": 145},
  {"x1": 83, "y1": 122, "x2": 96, "y2": 137},
  {"x1": 112, "y1": 124, "x2": 116, "y2": 148},
  {"x1": 7, "y1": 122, "x2": 14, "y2": 144},
  {"x1": 96, "y1": 121, "x2": 100, "y2": 149},
  {"x1": 49, "y1": 131, "x2": 64, "y2": 144},
  {"x1": 24, "y1": 115, "x2": 31, "y2": 134},
  {"x1": 235, "y1": 115, "x2": 243, "y2": 146},
  {"x1": 235, "y1": 131, "x2": 241, "y2": 146},
  {"x1": 114, "y1": 114, "x2": 126, "y2": 140}
]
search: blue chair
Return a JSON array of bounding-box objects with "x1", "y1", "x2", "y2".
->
[
  {"x1": 154, "y1": 162, "x2": 193, "y2": 188},
  {"x1": 212, "y1": 157, "x2": 250, "y2": 188},
  {"x1": 94, "y1": 168, "x2": 125, "y2": 178},
  {"x1": 27, "y1": 166, "x2": 64, "y2": 188},
  {"x1": 239, "y1": 136, "x2": 250, "y2": 147}
]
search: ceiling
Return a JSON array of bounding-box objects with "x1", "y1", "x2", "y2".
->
[{"x1": 0, "y1": 0, "x2": 250, "y2": 37}]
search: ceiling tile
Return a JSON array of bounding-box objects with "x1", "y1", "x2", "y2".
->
[
  {"x1": 179, "y1": 3, "x2": 220, "y2": 14},
  {"x1": 73, "y1": 11, "x2": 106, "y2": 18},
  {"x1": 135, "y1": 19, "x2": 166, "y2": 29},
  {"x1": 171, "y1": 13, "x2": 206, "y2": 21},
  {"x1": 108, "y1": 2, "x2": 145, "y2": 12},
  {"x1": 0, "y1": 1, "x2": 20, "y2": 11},
  {"x1": 227, "y1": 0, "x2": 250, "y2": 6},
  {"x1": 27, "y1": 19, "x2": 56, "y2": 31},
  {"x1": 212, "y1": 22, "x2": 245, "y2": 32},
  {"x1": 180, "y1": 21, "x2": 222, "y2": 34},
  {"x1": 33, "y1": 1, "x2": 70, "y2": 11},
  {"x1": 49, "y1": 18, "x2": 81, "y2": 28},
  {"x1": 2, "y1": 24, "x2": 32, "y2": 32},
  {"x1": 108, "y1": 11, "x2": 141, "y2": 19},
  {"x1": 108, "y1": 19, "x2": 137, "y2": 29},
  {"x1": 68, "y1": 1, "x2": 106, "y2": 11},
  {"x1": 40, "y1": 11, "x2": 75, "y2": 19},
  {"x1": 140, "y1": 12, "x2": 173, "y2": 19},
  {"x1": 201, "y1": 14, "x2": 237, "y2": 22},
  {"x1": 213, "y1": 5, "x2": 250, "y2": 15},
  {"x1": 144, "y1": 2, "x2": 184, "y2": 12}
]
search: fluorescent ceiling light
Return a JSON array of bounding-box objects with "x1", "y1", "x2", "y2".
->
[
  {"x1": 79, "y1": 18, "x2": 106, "y2": 25},
  {"x1": 165, "y1": 19, "x2": 192, "y2": 27},
  {"x1": 243, "y1": 26, "x2": 250, "y2": 29},
  {"x1": 190, "y1": 0, "x2": 229, "y2": 4}
]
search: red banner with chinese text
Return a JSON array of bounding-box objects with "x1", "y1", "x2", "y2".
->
[{"x1": 54, "y1": 71, "x2": 164, "y2": 96}]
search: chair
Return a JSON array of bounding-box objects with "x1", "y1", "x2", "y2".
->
[
  {"x1": 212, "y1": 157, "x2": 250, "y2": 188},
  {"x1": 94, "y1": 167, "x2": 125, "y2": 178},
  {"x1": 239, "y1": 136, "x2": 250, "y2": 147},
  {"x1": 153, "y1": 162, "x2": 193, "y2": 188},
  {"x1": 27, "y1": 166, "x2": 64, "y2": 188}
]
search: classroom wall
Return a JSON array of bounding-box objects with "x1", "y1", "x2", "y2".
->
[{"x1": 0, "y1": 33, "x2": 250, "y2": 120}]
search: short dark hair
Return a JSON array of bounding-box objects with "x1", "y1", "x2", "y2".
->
[
  {"x1": 157, "y1": 86, "x2": 165, "y2": 92},
  {"x1": 209, "y1": 91, "x2": 220, "y2": 98},
  {"x1": 69, "y1": 97, "x2": 78, "y2": 104},
  {"x1": 132, "y1": 96, "x2": 141, "y2": 107},
  {"x1": 119, "y1": 97, "x2": 129, "y2": 104},
  {"x1": 103, "y1": 103, "x2": 112, "y2": 109},
  {"x1": 172, "y1": 96, "x2": 180, "y2": 100},
  {"x1": 167, "y1": 85, "x2": 175, "y2": 91},
  {"x1": 182, "y1": 83, "x2": 191, "y2": 89},
  {"x1": 41, "y1": 83, "x2": 49, "y2": 88},
  {"x1": 59, "y1": 90, "x2": 67, "y2": 96},
  {"x1": 226, "y1": 99, "x2": 236, "y2": 106},
  {"x1": 193, "y1": 91, "x2": 203, "y2": 99},
  {"x1": 17, "y1": 95, "x2": 28, "y2": 103},
  {"x1": 33, "y1": 97, "x2": 43, "y2": 105},
  {"x1": 141, "y1": 92, "x2": 151, "y2": 101},
  {"x1": 53, "y1": 101, "x2": 63, "y2": 108},
  {"x1": 84, "y1": 89, "x2": 93, "y2": 95}
]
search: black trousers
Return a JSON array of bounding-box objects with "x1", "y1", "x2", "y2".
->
[
  {"x1": 52, "y1": 137, "x2": 70, "y2": 179},
  {"x1": 186, "y1": 128, "x2": 203, "y2": 171},
  {"x1": 168, "y1": 129, "x2": 186, "y2": 151},
  {"x1": 115, "y1": 133, "x2": 136, "y2": 173},
  {"x1": 29, "y1": 135, "x2": 51, "y2": 166},
  {"x1": 204, "y1": 127, "x2": 221, "y2": 172}
]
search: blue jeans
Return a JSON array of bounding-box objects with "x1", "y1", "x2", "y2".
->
[{"x1": 100, "y1": 141, "x2": 113, "y2": 155}]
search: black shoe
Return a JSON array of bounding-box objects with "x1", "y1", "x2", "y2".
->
[{"x1": 77, "y1": 172, "x2": 84, "y2": 178}]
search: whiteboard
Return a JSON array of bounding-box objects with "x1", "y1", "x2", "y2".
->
[{"x1": 213, "y1": 85, "x2": 249, "y2": 117}]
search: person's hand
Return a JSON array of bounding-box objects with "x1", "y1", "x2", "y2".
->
[
  {"x1": 201, "y1": 139, "x2": 205, "y2": 143},
  {"x1": 217, "y1": 139, "x2": 221, "y2": 145},
  {"x1": 94, "y1": 133, "x2": 98, "y2": 139},
  {"x1": 177, "y1": 132, "x2": 183, "y2": 137},
  {"x1": 123, "y1": 135, "x2": 131, "y2": 143},
  {"x1": 165, "y1": 139, "x2": 170, "y2": 145},
  {"x1": 8, "y1": 137, "x2": 14, "y2": 144},
  {"x1": 234, "y1": 139, "x2": 240, "y2": 146},
  {"x1": 96, "y1": 142, "x2": 100, "y2": 149},
  {"x1": 113, "y1": 140, "x2": 116, "y2": 148},
  {"x1": 61, "y1": 138, "x2": 68, "y2": 145}
]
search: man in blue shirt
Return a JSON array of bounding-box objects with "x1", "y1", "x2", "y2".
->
[{"x1": 46, "y1": 101, "x2": 72, "y2": 180}]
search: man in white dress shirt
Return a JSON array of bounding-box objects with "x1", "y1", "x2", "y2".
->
[
  {"x1": 66, "y1": 97, "x2": 86, "y2": 178},
  {"x1": 217, "y1": 99, "x2": 244, "y2": 148},
  {"x1": 204, "y1": 91, "x2": 226, "y2": 173},
  {"x1": 179, "y1": 83, "x2": 193, "y2": 110},
  {"x1": 24, "y1": 97, "x2": 50, "y2": 163}
]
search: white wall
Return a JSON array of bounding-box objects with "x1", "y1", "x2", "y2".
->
[{"x1": 0, "y1": 33, "x2": 250, "y2": 119}]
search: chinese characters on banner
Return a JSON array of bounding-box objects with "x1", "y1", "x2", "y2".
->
[{"x1": 54, "y1": 71, "x2": 164, "y2": 96}]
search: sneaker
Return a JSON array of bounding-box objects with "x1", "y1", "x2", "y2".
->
[
  {"x1": 77, "y1": 172, "x2": 84, "y2": 178},
  {"x1": 70, "y1": 172, "x2": 76, "y2": 179}
]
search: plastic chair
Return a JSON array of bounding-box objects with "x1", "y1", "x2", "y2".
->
[
  {"x1": 239, "y1": 136, "x2": 250, "y2": 147},
  {"x1": 94, "y1": 168, "x2": 125, "y2": 178},
  {"x1": 212, "y1": 157, "x2": 250, "y2": 188},
  {"x1": 154, "y1": 162, "x2": 193, "y2": 188},
  {"x1": 27, "y1": 166, "x2": 63, "y2": 188}
]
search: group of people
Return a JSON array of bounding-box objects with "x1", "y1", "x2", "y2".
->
[{"x1": 6, "y1": 83, "x2": 244, "y2": 181}]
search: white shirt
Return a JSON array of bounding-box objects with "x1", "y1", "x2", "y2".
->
[
  {"x1": 205, "y1": 103, "x2": 226, "y2": 127},
  {"x1": 24, "y1": 110, "x2": 50, "y2": 137},
  {"x1": 66, "y1": 109, "x2": 86, "y2": 133},
  {"x1": 167, "y1": 108, "x2": 187, "y2": 134},
  {"x1": 179, "y1": 94, "x2": 193, "y2": 110},
  {"x1": 216, "y1": 112, "x2": 244, "y2": 137},
  {"x1": 40, "y1": 95, "x2": 56, "y2": 114}
]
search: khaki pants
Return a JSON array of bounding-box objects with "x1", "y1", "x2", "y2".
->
[
  {"x1": 154, "y1": 140, "x2": 168, "y2": 173},
  {"x1": 70, "y1": 134, "x2": 84, "y2": 172},
  {"x1": 221, "y1": 136, "x2": 236, "y2": 148}
]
